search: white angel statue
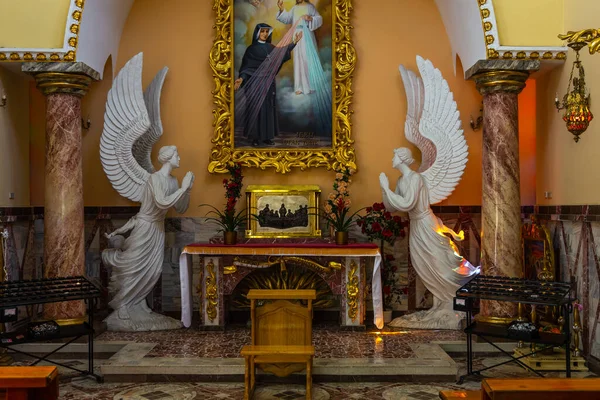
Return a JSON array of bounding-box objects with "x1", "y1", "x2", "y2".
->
[
  {"x1": 379, "y1": 56, "x2": 479, "y2": 330},
  {"x1": 100, "y1": 53, "x2": 195, "y2": 331}
]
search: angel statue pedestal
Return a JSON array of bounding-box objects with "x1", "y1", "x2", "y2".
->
[
  {"x1": 379, "y1": 56, "x2": 479, "y2": 330},
  {"x1": 100, "y1": 53, "x2": 195, "y2": 331}
]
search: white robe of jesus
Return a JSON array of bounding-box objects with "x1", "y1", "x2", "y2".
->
[{"x1": 276, "y1": 3, "x2": 323, "y2": 94}]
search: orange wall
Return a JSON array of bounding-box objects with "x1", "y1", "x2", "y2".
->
[
  {"x1": 519, "y1": 80, "x2": 537, "y2": 205},
  {"x1": 30, "y1": 0, "x2": 489, "y2": 214}
]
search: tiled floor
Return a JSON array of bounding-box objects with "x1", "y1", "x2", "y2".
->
[
  {"x1": 96, "y1": 324, "x2": 466, "y2": 359},
  {"x1": 53, "y1": 356, "x2": 595, "y2": 399},
  {"x1": 7, "y1": 324, "x2": 597, "y2": 399}
]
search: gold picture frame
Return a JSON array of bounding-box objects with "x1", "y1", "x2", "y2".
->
[
  {"x1": 522, "y1": 216, "x2": 556, "y2": 282},
  {"x1": 246, "y1": 184, "x2": 321, "y2": 238},
  {"x1": 208, "y1": 0, "x2": 357, "y2": 174}
]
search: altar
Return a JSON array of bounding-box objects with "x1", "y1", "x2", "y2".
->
[{"x1": 179, "y1": 242, "x2": 383, "y2": 330}]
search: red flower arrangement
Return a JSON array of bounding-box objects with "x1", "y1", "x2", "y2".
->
[{"x1": 201, "y1": 163, "x2": 247, "y2": 232}]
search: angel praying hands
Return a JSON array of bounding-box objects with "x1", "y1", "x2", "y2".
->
[
  {"x1": 100, "y1": 53, "x2": 194, "y2": 331},
  {"x1": 379, "y1": 56, "x2": 479, "y2": 330}
]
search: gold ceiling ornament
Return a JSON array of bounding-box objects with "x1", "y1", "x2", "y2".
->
[
  {"x1": 205, "y1": 260, "x2": 218, "y2": 322},
  {"x1": 207, "y1": 0, "x2": 357, "y2": 174},
  {"x1": 346, "y1": 259, "x2": 359, "y2": 322},
  {"x1": 554, "y1": 41, "x2": 593, "y2": 142},
  {"x1": 478, "y1": 0, "x2": 567, "y2": 62},
  {"x1": 0, "y1": 0, "x2": 84, "y2": 63}
]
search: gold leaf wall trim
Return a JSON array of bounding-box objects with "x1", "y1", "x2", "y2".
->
[
  {"x1": 0, "y1": 0, "x2": 84, "y2": 63},
  {"x1": 478, "y1": 0, "x2": 566, "y2": 62}
]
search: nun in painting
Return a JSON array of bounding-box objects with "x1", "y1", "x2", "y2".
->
[{"x1": 234, "y1": 23, "x2": 302, "y2": 147}]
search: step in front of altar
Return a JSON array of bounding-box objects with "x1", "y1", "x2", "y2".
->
[{"x1": 99, "y1": 342, "x2": 457, "y2": 382}]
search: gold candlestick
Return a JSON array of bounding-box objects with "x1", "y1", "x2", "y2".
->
[{"x1": 572, "y1": 300, "x2": 582, "y2": 357}]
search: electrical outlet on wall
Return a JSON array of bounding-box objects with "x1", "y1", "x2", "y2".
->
[
  {"x1": 544, "y1": 191, "x2": 552, "y2": 199},
  {"x1": 8, "y1": 192, "x2": 14, "y2": 200}
]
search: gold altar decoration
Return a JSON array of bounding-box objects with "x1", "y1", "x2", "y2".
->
[
  {"x1": 208, "y1": 0, "x2": 357, "y2": 174},
  {"x1": 206, "y1": 260, "x2": 218, "y2": 322},
  {"x1": 232, "y1": 256, "x2": 341, "y2": 275},
  {"x1": 346, "y1": 259, "x2": 359, "y2": 322},
  {"x1": 233, "y1": 263, "x2": 334, "y2": 309},
  {"x1": 245, "y1": 185, "x2": 321, "y2": 239}
]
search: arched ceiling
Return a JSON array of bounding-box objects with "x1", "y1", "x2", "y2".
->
[
  {"x1": 435, "y1": 0, "x2": 567, "y2": 77},
  {"x1": 0, "y1": 0, "x2": 567, "y2": 79},
  {"x1": 0, "y1": 0, "x2": 133, "y2": 78}
]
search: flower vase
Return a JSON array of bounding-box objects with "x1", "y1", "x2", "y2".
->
[
  {"x1": 224, "y1": 231, "x2": 237, "y2": 245},
  {"x1": 335, "y1": 231, "x2": 348, "y2": 245}
]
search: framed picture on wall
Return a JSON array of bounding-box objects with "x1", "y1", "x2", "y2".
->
[
  {"x1": 522, "y1": 217, "x2": 555, "y2": 282},
  {"x1": 245, "y1": 184, "x2": 321, "y2": 238},
  {"x1": 208, "y1": 0, "x2": 357, "y2": 174}
]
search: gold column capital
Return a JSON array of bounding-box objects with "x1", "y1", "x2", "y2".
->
[
  {"x1": 465, "y1": 59, "x2": 540, "y2": 95},
  {"x1": 22, "y1": 62, "x2": 100, "y2": 97}
]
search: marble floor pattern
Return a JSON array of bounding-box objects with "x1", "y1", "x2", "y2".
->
[
  {"x1": 96, "y1": 324, "x2": 466, "y2": 359},
  {"x1": 42, "y1": 356, "x2": 594, "y2": 399}
]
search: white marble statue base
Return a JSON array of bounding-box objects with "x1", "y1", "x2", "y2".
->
[
  {"x1": 105, "y1": 301, "x2": 182, "y2": 332},
  {"x1": 388, "y1": 300, "x2": 463, "y2": 330}
]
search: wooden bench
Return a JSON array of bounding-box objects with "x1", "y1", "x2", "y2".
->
[
  {"x1": 482, "y1": 378, "x2": 600, "y2": 400},
  {"x1": 241, "y1": 345, "x2": 314, "y2": 400},
  {"x1": 439, "y1": 389, "x2": 482, "y2": 399},
  {"x1": 0, "y1": 366, "x2": 58, "y2": 400}
]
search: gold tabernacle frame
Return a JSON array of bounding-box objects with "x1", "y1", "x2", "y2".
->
[
  {"x1": 246, "y1": 185, "x2": 321, "y2": 238},
  {"x1": 522, "y1": 216, "x2": 556, "y2": 282},
  {"x1": 208, "y1": 0, "x2": 357, "y2": 174}
]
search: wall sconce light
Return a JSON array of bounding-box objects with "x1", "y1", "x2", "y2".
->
[
  {"x1": 82, "y1": 117, "x2": 91, "y2": 130},
  {"x1": 0, "y1": 94, "x2": 6, "y2": 108},
  {"x1": 470, "y1": 104, "x2": 483, "y2": 131}
]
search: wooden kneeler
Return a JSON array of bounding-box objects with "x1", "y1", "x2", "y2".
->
[
  {"x1": 0, "y1": 366, "x2": 59, "y2": 400},
  {"x1": 240, "y1": 289, "x2": 316, "y2": 400}
]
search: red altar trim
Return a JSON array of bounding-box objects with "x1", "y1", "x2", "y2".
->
[{"x1": 182, "y1": 242, "x2": 380, "y2": 256}]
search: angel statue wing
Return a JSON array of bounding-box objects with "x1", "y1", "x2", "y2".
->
[
  {"x1": 399, "y1": 55, "x2": 468, "y2": 205},
  {"x1": 100, "y1": 53, "x2": 168, "y2": 202}
]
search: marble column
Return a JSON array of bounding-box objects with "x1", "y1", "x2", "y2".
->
[
  {"x1": 23, "y1": 63, "x2": 100, "y2": 322},
  {"x1": 466, "y1": 60, "x2": 539, "y2": 322}
]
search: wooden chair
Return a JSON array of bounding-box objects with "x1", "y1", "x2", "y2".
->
[
  {"x1": 0, "y1": 366, "x2": 58, "y2": 400},
  {"x1": 241, "y1": 289, "x2": 316, "y2": 400}
]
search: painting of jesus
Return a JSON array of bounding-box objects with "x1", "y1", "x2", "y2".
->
[{"x1": 233, "y1": 0, "x2": 333, "y2": 149}]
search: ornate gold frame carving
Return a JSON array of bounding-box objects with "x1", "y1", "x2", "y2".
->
[
  {"x1": 205, "y1": 259, "x2": 218, "y2": 322},
  {"x1": 0, "y1": 0, "x2": 84, "y2": 63},
  {"x1": 346, "y1": 259, "x2": 359, "y2": 322},
  {"x1": 208, "y1": 0, "x2": 357, "y2": 174},
  {"x1": 245, "y1": 185, "x2": 321, "y2": 239}
]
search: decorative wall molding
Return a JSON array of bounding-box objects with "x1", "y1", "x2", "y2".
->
[
  {"x1": 478, "y1": 0, "x2": 567, "y2": 61},
  {"x1": 0, "y1": 0, "x2": 84, "y2": 63}
]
